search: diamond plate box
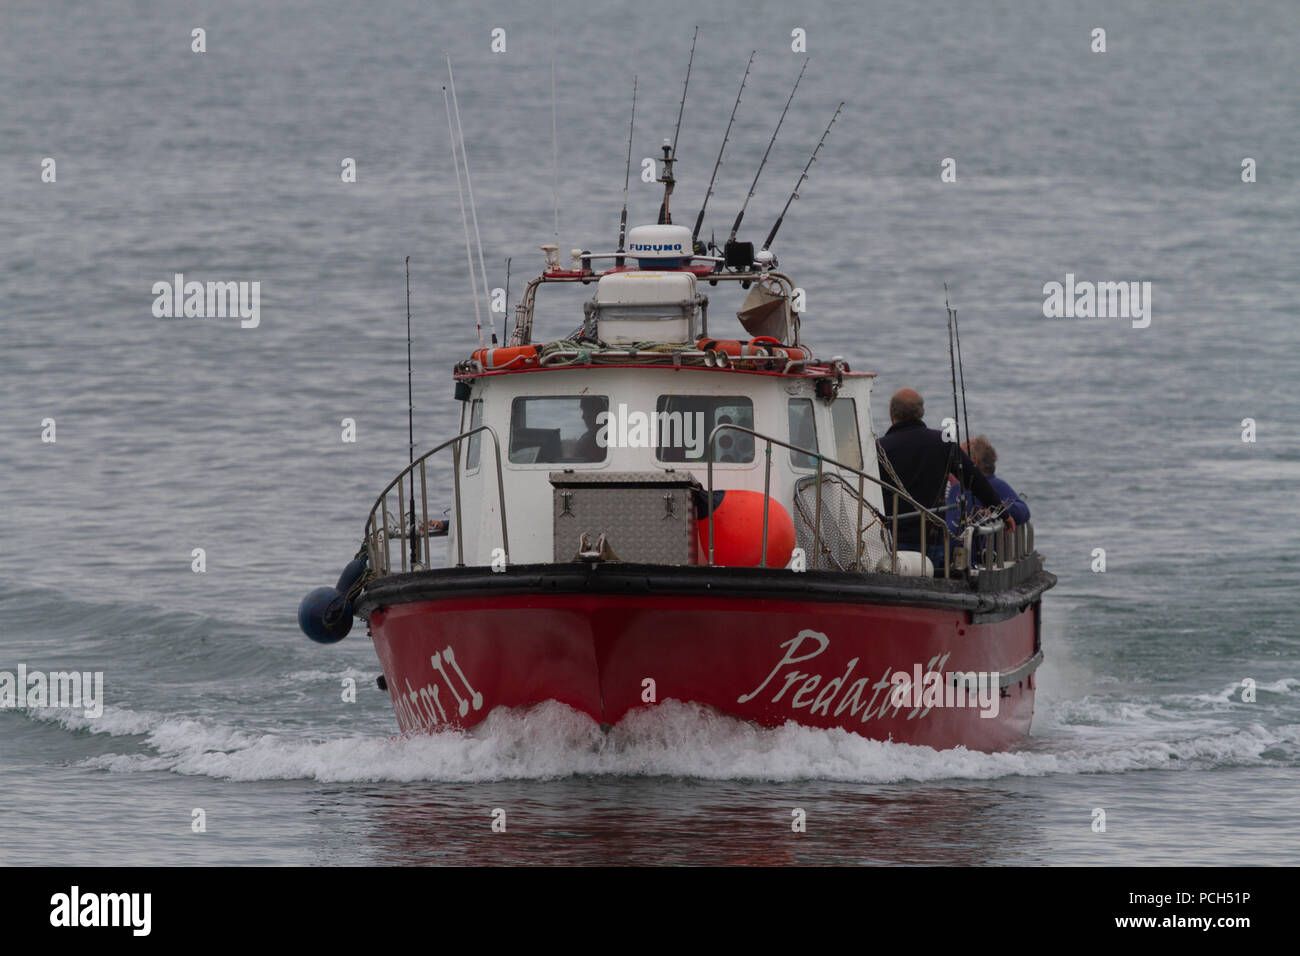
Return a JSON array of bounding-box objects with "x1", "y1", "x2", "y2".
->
[{"x1": 550, "y1": 470, "x2": 702, "y2": 565}]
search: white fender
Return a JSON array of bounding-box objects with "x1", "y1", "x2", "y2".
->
[{"x1": 874, "y1": 551, "x2": 934, "y2": 577}]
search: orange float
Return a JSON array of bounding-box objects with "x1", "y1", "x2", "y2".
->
[
  {"x1": 696, "y1": 337, "x2": 808, "y2": 362},
  {"x1": 470, "y1": 344, "x2": 540, "y2": 369},
  {"x1": 696, "y1": 490, "x2": 796, "y2": 567}
]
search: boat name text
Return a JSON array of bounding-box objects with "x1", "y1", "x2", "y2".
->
[{"x1": 738, "y1": 629, "x2": 1000, "y2": 720}]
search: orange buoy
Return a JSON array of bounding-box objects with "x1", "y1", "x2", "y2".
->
[
  {"x1": 697, "y1": 490, "x2": 796, "y2": 567},
  {"x1": 470, "y1": 344, "x2": 540, "y2": 370}
]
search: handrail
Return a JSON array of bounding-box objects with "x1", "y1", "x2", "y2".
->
[
  {"x1": 361, "y1": 421, "x2": 1028, "y2": 581},
  {"x1": 704, "y1": 423, "x2": 958, "y2": 577},
  {"x1": 363, "y1": 425, "x2": 509, "y2": 574},
  {"x1": 509, "y1": 269, "x2": 801, "y2": 347}
]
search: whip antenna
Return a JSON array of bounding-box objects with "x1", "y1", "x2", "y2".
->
[
  {"x1": 727, "y1": 56, "x2": 808, "y2": 244},
  {"x1": 405, "y1": 256, "x2": 418, "y2": 568},
  {"x1": 763, "y1": 101, "x2": 843, "y2": 251},
  {"x1": 405, "y1": 257, "x2": 415, "y2": 470},
  {"x1": 443, "y1": 84, "x2": 483, "y2": 347},
  {"x1": 447, "y1": 57, "x2": 496, "y2": 344},
  {"x1": 616, "y1": 76, "x2": 638, "y2": 266},
  {"x1": 550, "y1": 21, "x2": 560, "y2": 247},
  {"x1": 693, "y1": 50, "x2": 754, "y2": 245}
]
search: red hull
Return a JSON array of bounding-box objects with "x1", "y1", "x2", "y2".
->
[{"x1": 367, "y1": 591, "x2": 1041, "y2": 752}]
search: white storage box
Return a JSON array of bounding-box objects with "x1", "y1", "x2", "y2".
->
[{"x1": 592, "y1": 271, "x2": 699, "y2": 345}]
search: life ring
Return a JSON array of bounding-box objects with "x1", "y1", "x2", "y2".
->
[{"x1": 739, "y1": 335, "x2": 780, "y2": 357}]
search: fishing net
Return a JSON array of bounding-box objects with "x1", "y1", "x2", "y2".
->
[{"x1": 792, "y1": 474, "x2": 894, "y2": 572}]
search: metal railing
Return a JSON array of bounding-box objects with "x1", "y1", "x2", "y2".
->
[
  {"x1": 703, "y1": 424, "x2": 1029, "y2": 578},
  {"x1": 968, "y1": 518, "x2": 1034, "y2": 571},
  {"x1": 363, "y1": 425, "x2": 509, "y2": 575},
  {"x1": 507, "y1": 269, "x2": 802, "y2": 348},
  {"x1": 362, "y1": 421, "x2": 1031, "y2": 581}
]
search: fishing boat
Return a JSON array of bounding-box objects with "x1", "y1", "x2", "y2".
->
[{"x1": 298, "y1": 51, "x2": 1055, "y2": 752}]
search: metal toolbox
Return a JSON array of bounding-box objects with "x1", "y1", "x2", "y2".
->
[{"x1": 550, "y1": 470, "x2": 702, "y2": 564}]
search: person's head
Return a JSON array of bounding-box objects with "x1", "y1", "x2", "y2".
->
[
  {"x1": 967, "y1": 435, "x2": 996, "y2": 475},
  {"x1": 889, "y1": 388, "x2": 924, "y2": 425},
  {"x1": 579, "y1": 396, "x2": 604, "y2": 428}
]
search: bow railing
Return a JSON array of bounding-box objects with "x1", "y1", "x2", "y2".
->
[{"x1": 363, "y1": 425, "x2": 509, "y2": 575}]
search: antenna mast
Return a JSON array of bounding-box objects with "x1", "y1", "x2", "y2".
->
[
  {"x1": 693, "y1": 50, "x2": 755, "y2": 245},
  {"x1": 728, "y1": 57, "x2": 808, "y2": 243},
  {"x1": 763, "y1": 101, "x2": 844, "y2": 251},
  {"x1": 616, "y1": 76, "x2": 638, "y2": 267}
]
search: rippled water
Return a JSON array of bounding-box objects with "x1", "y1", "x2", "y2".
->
[{"x1": 2, "y1": 0, "x2": 1298, "y2": 866}]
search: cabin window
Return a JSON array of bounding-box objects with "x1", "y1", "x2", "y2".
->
[
  {"x1": 653, "y1": 396, "x2": 754, "y2": 463},
  {"x1": 508, "y1": 396, "x2": 609, "y2": 464},
  {"x1": 465, "y1": 400, "x2": 484, "y2": 470},
  {"x1": 788, "y1": 398, "x2": 820, "y2": 469},
  {"x1": 830, "y1": 398, "x2": 862, "y2": 470}
]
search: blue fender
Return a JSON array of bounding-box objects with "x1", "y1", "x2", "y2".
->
[{"x1": 297, "y1": 586, "x2": 353, "y2": 644}]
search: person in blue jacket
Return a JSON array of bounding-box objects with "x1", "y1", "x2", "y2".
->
[{"x1": 944, "y1": 435, "x2": 1030, "y2": 535}]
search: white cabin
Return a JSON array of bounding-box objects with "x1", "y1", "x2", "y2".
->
[{"x1": 451, "y1": 349, "x2": 881, "y2": 566}]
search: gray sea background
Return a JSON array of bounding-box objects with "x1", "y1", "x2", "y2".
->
[{"x1": 1, "y1": 0, "x2": 1297, "y2": 865}]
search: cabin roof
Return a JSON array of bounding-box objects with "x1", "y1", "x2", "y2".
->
[{"x1": 454, "y1": 361, "x2": 876, "y2": 382}]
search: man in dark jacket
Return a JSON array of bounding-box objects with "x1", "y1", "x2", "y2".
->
[{"x1": 876, "y1": 388, "x2": 1011, "y2": 553}]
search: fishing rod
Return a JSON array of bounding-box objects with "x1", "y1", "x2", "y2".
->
[
  {"x1": 727, "y1": 56, "x2": 808, "y2": 245},
  {"x1": 616, "y1": 76, "x2": 638, "y2": 267},
  {"x1": 504, "y1": 256, "x2": 512, "y2": 323},
  {"x1": 670, "y1": 26, "x2": 697, "y2": 159},
  {"x1": 693, "y1": 50, "x2": 754, "y2": 246},
  {"x1": 658, "y1": 26, "x2": 698, "y2": 225},
  {"x1": 952, "y1": 296, "x2": 972, "y2": 472},
  {"x1": 763, "y1": 101, "x2": 844, "y2": 252},
  {"x1": 405, "y1": 256, "x2": 418, "y2": 568},
  {"x1": 944, "y1": 283, "x2": 966, "y2": 526}
]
